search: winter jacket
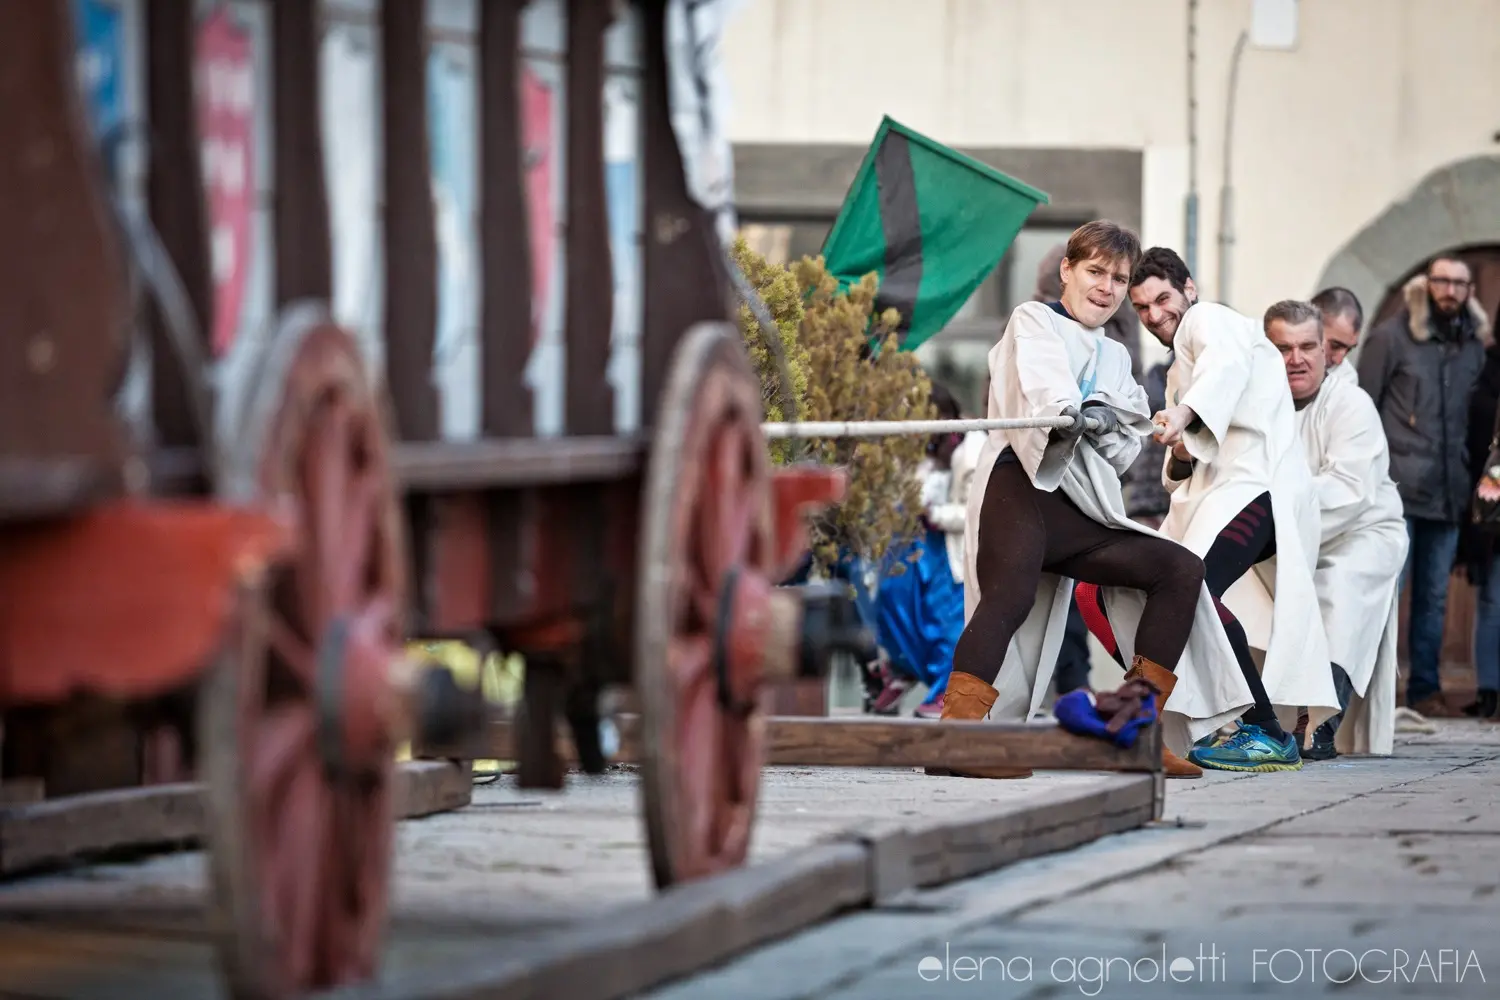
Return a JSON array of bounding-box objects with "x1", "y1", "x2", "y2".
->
[
  {"x1": 1459, "y1": 343, "x2": 1500, "y2": 584},
  {"x1": 1357, "y1": 274, "x2": 1492, "y2": 523}
]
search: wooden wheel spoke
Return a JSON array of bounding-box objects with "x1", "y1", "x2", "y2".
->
[
  {"x1": 676, "y1": 666, "x2": 719, "y2": 857},
  {"x1": 247, "y1": 704, "x2": 315, "y2": 819},
  {"x1": 268, "y1": 756, "x2": 329, "y2": 986},
  {"x1": 300, "y1": 395, "x2": 354, "y2": 626},
  {"x1": 695, "y1": 421, "x2": 757, "y2": 590},
  {"x1": 337, "y1": 466, "x2": 382, "y2": 607},
  {"x1": 267, "y1": 612, "x2": 317, "y2": 689},
  {"x1": 669, "y1": 633, "x2": 713, "y2": 693}
]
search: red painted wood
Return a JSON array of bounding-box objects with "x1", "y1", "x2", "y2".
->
[{"x1": 0, "y1": 501, "x2": 294, "y2": 705}]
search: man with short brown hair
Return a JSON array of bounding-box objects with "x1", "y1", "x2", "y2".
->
[{"x1": 941, "y1": 221, "x2": 1241, "y2": 781}]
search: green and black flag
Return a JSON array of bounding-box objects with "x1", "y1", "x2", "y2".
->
[{"x1": 821, "y1": 116, "x2": 1049, "y2": 351}]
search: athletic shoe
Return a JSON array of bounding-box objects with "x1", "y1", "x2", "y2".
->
[
  {"x1": 865, "y1": 662, "x2": 911, "y2": 716},
  {"x1": 1303, "y1": 720, "x2": 1339, "y2": 760},
  {"x1": 913, "y1": 695, "x2": 944, "y2": 720},
  {"x1": 1186, "y1": 722, "x2": 1302, "y2": 772}
]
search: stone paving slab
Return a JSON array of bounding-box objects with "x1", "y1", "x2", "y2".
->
[
  {"x1": 0, "y1": 763, "x2": 1128, "y2": 998},
  {"x1": 638, "y1": 721, "x2": 1500, "y2": 1000}
]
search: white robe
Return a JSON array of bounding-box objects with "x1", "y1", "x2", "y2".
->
[
  {"x1": 1295, "y1": 365, "x2": 1407, "y2": 755},
  {"x1": 963, "y1": 302, "x2": 1251, "y2": 751},
  {"x1": 1160, "y1": 302, "x2": 1341, "y2": 733},
  {"x1": 928, "y1": 431, "x2": 987, "y2": 584}
]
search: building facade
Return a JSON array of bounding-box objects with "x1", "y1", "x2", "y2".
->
[{"x1": 722, "y1": 0, "x2": 1500, "y2": 405}]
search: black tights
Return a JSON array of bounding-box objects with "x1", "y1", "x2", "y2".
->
[
  {"x1": 1077, "y1": 492, "x2": 1284, "y2": 737},
  {"x1": 952, "y1": 461, "x2": 1205, "y2": 684}
]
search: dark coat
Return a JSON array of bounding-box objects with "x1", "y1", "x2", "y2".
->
[
  {"x1": 1459, "y1": 343, "x2": 1500, "y2": 584},
  {"x1": 1357, "y1": 275, "x2": 1492, "y2": 523}
]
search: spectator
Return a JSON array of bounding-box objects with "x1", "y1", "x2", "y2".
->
[
  {"x1": 1357, "y1": 256, "x2": 1491, "y2": 717},
  {"x1": 865, "y1": 381, "x2": 970, "y2": 718},
  {"x1": 1459, "y1": 310, "x2": 1500, "y2": 720}
]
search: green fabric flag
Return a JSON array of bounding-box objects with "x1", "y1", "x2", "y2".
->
[{"x1": 820, "y1": 117, "x2": 1050, "y2": 351}]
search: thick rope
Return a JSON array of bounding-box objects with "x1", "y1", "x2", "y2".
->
[{"x1": 760, "y1": 414, "x2": 1105, "y2": 439}]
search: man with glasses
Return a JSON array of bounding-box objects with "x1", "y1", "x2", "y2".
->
[{"x1": 1357, "y1": 255, "x2": 1489, "y2": 718}]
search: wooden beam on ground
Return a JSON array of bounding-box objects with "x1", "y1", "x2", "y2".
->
[
  {"x1": 0, "y1": 760, "x2": 471, "y2": 877},
  {"x1": 332, "y1": 773, "x2": 1158, "y2": 1000},
  {"x1": 439, "y1": 714, "x2": 1162, "y2": 774}
]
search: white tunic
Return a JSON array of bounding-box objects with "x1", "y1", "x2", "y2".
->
[
  {"x1": 1160, "y1": 302, "x2": 1341, "y2": 733},
  {"x1": 964, "y1": 302, "x2": 1252, "y2": 750},
  {"x1": 927, "y1": 431, "x2": 987, "y2": 584},
  {"x1": 1295, "y1": 365, "x2": 1407, "y2": 755}
]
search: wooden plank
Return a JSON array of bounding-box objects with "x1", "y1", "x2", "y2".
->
[
  {"x1": 393, "y1": 437, "x2": 644, "y2": 491},
  {"x1": 143, "y1": 0, "x2": 213, "y2": 452},
  {"x1": 833, "y1": 774, "x2": 1157, "y2": 900},
  {"x1": 476, "y1": 0, "x2": 535, "y2": 626},
  {"x1": 0, "y1": 0, "x2": 131, "y2": 471},
  {"x1": 381, "y1": 0, "x2": 440, "y2": 443},
  {"x1": 767, "y1": 715, "x2": 1162, "y2": 773},
  {"x1": 335, "y1": 774, "x2": 1155, "y2": 1000},
  {"x1": 442, "y1": 714, "x2": 1163, "y2": 774},
  {"x1": 0, "y1": 760, "x2": 471, "y2": 877},
  {"x1": 270, "y1": 0, "x2": 332, "y2": 305},
  {"x1": 563, "y1": 0, "x2": 615, "y2": 437},
  {"x1": 637, "y1": 0, "x2": 735, "y2": 433}
]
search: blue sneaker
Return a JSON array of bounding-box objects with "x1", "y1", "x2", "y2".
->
[{"x1": 1186, "y1": 723, "x2": 1302, "y2": 772}]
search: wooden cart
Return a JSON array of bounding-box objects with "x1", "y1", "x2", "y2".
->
[
  {"x1": 2, "y1": 0, "x2": 877, "y2": 995},
  {"x1": 1, "y1": 2, "x2": 1161, "y2": 997}
]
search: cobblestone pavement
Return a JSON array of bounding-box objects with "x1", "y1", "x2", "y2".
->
[{"x1": 639, "y1": 722, "x2": 1500, "y2": 1000}]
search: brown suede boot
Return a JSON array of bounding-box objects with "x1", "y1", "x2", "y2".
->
[
  {"x1": 924, "y1": 671, "x2": 1033, "y2": 779},
  {"x1": 1122, "y1": 655, "x2": 1202, "y2": 779}
]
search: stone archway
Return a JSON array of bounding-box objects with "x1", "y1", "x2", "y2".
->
[
  {"x1": 1313, "y1": 155, "x2": 1500, "y2": 692},
  {"x1": 1313, "y1": 155, "x2": 1500, "y2": 360}
]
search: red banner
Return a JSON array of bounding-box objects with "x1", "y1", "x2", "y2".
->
[
  {"x1": 521, "y1": 66, "x2": 555, "y2": 349},
  {"x1": 196, "y1": 8, "x2": 254, "y2": 357}
]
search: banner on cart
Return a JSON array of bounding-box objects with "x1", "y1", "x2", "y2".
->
[{"x1": 196, "y1": 7, "x2": 255, "y2": 358}]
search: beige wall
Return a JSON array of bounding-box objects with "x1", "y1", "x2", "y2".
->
[{"x1": 722, "y1": 0, "x2": 1500, "y2": 353}]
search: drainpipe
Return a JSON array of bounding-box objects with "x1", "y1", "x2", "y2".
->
[
  {"x1": 1184, "y1": 0, "x2": 1200, "y2": 277},
  {"x1": 1218, "y1": 30, "x2": 1249, "y2": 306}
]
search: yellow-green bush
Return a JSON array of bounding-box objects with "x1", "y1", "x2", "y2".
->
[{"x1": 731, "y1": 238, "x2": 935, "y2": 575}]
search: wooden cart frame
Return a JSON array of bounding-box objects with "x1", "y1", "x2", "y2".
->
[{"x1": 0, "y1": 2, "x2": 1162, "y2": 997}]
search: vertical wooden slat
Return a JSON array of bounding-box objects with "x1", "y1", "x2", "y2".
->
[
  {"x1": 271, "y1": 0, "x2": 331, "y2": 305},
  {"x1": 563, "y1": 0, "x2": 614, "y2": 436},
  {"x1": 637, "y1": 0, "x2": 731, "y2": 433},
  {"x1": 477, "y1": 0, "x2": 536, "y2": 627},
  {"x1": 144, "y1": 0, "x2": 213, "y2": 451},
  {"x1": 382, "y1": 0, "x2": 440, "y2": 443},
  {"x1": 0, "y1": 0, "x2": 129, "y2": 466},
  {"x1": 478, "y1": 0, "x2": 534, "y2": 439}
]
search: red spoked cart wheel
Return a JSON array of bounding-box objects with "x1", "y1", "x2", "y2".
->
[
  {"x1": 635, "y1": 322, "x2": 780, "y2": 889},
  {"x1": 201, "y1": 303, "x2": 406, "y2": 998}
]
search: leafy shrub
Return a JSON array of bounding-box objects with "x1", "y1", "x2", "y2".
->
[{"x1": 731, "y1": 238, "x2": 935, "y2": 575}]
